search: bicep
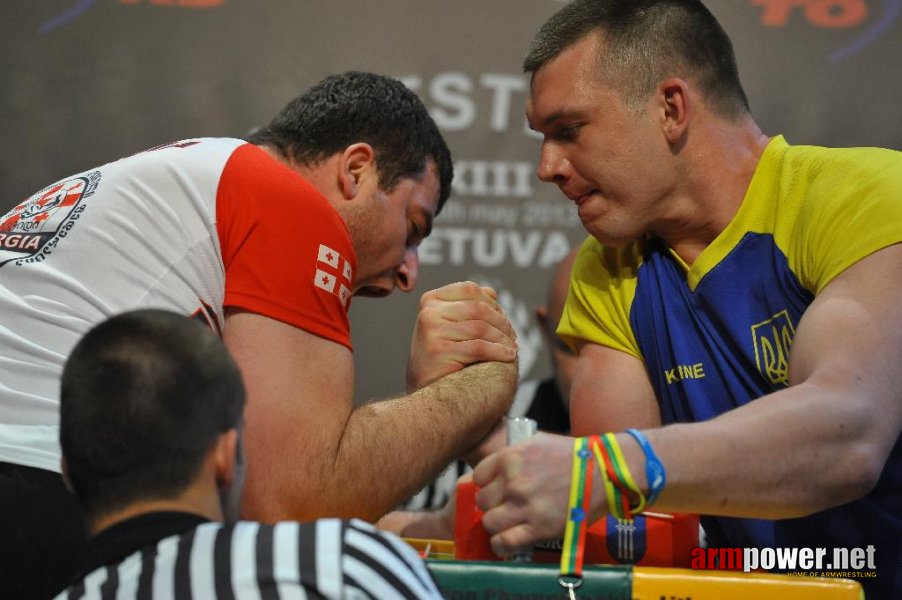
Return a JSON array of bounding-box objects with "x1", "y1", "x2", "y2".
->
[
  {"x1": 223, "y1": 308, "x2": 355, "y2": 519},
  {"x1": 788, "y1": 244, "x2": 902, "y2": 439},
  {"x1": 569, "y1": 341, "x2": 660, "y2": 436}
]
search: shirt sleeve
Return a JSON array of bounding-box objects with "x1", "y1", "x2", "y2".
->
[
  {"x1": 557, "y1": 236, "x2": 643, "y2": 359},
  {"x1": 791, "y1": 146, "x2": 902, "y2": 294},
  {"x1": 215, "y1": 144, "x2": 356, "y2": 350}
]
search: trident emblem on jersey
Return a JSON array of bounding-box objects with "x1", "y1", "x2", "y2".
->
[{"x1": 751, "y1": 309, "x2": 796, "y2": 386}]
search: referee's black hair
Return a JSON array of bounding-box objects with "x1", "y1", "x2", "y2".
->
[
  {"x1": 248, "y1": 71, "x2": 453, "y2": 215},
  {"x1": 524, "y1": 0, "x2": 750, "y2": 119},
  {"x1": 60, "y1": 309, "x2": 245, "y2": 521}
]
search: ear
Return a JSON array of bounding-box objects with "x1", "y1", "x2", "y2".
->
[
  {"x1": 213, "y1": 428, "x2": 240, "y2": 489},
  {"x1": 337, "y1": 143, "x2": 377, "y2": 200},
  {"x1": 657, "y1": 77, "x2": 691, "y2": 144}
]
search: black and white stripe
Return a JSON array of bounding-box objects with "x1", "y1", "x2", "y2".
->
[{"x1": 56, "y1": 519, "x2": 443, "y2": 599}]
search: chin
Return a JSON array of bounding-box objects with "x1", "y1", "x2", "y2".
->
[
  {"x1": 353, "y1": 286, "x2": 392, "y2": 298},
  {"x1": 587, "y1": 229, "x2": 635, "y2": 249}
]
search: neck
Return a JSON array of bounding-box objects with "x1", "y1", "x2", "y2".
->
[
  {"x1": 89, "y1": 486, "x2": 224, "y2": 537},
  {"x1": 255, "y1": 143, "x2": 344, "y2": 210},
  {"x1": 654, "y1": 114, "x2": 770, "y2": 265}
]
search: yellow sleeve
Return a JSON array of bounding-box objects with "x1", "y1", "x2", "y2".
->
[
  {"x1": 556, "y1": 237, "x2": 643, "y2": 359},
  {"x1": 790, "y1": 146, "x2": 902, "y2": 294}
]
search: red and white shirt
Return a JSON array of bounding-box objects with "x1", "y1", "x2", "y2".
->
[{"x1": 0, "y1": 138, "x2": 356, "y2": 472}]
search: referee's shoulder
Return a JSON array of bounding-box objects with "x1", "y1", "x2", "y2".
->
[{"x1": 267, "y1": 517, "x2": 446, "y2": 599}]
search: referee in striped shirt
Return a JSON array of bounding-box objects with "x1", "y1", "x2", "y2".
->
[{"x1": 53, "y1": 309, "x2": 443, "y2": 599}]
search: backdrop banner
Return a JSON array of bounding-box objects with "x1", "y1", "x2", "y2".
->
[{"x1": 3, "y1": 0, "x2": 900, "y2": 400}]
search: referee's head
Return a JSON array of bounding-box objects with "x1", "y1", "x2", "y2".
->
[{"x1": 60, "y1": 309, "x2": 246, "y2": 528}]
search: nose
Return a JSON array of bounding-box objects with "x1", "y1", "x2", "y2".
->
[
  {"x1": 395, "y1": 247, "x2": 419, "y2": 292},
  {"x1": 536, "y1": 142, "x2": 569, "y2": 184}
]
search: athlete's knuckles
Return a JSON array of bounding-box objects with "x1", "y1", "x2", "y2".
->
[
  {"x1": 487, "y1": 505, "x2": 522, "y2": 535},
  {"x1": 458, "y1": 281, "x2": 482, "y2": 297},
  {"x1": 467, "y1": 339, "x2": 497, "y2": 357},
  {"x1": 417, "y1": 304, "x2": 445, "y2": 322},
  {"x1": 507, "y1": 476, "x2": 539, "y2": 502},
  {"x1": 490, "y1": 535, "x2": 510, "y2": 557},
  {"x1": 518, "y1": 439, "x2": 549, "y2": 462},
  {"x1": 497, "y1": 451, "x2": 524, "y2": 481},
  {"x1": 456, "y1": 301, "x2": 488, "y2": 322},
  {"x1": 450, "y1": 339, "x2": 480, "y2": 359},
  {"x1": 446, "y1": 319, "x2": 476, "y2": 334},
  {"x1": 474, "y1": 300, "x2": 500, "y2": 319},
  {"x1": 475, "y1": 491, "x2": 499, "y2": 512},
  {"x1": 479, "y1": 508, "x2": 502, "y2": 533},
  {"x1": 470, "y1": 320, "x2": 497, "y2": 339},
  {"x1": 419, "y1": 288, "x2": 441, "y2": 307},
  {"x1": 499, "y1": 529, "x2": 531, "y2": 556}
]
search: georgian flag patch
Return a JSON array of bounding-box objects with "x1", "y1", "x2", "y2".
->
[{"x1": 314, "y1": 243, "x2": 352, "y2": 306}]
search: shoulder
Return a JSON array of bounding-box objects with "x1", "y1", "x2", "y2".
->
[
  {"x1": 218, "y1": 143, "x2": 329, "y2": 205},
  {"x1": 558, "y1": 237, "x2": 646, "y2": 357},
  {"x1": 264, "y1": 518, "x2": 443, "y2": 598},
  {"x1": 115, "y1": 137, "x2": 247, "y2": 172},
  {"x1": 763, "y1": 137, "x2": 902, "y2": 205},
  {"x1": 215, "y1": 143, "x2": 349, "y2": 245},
  {"x1": 779, "y1": 141, "x2": 902, "y2": 291},
  {"x1": 260, "y1": 518, "x2": 423, "y2": 562},
  {"x1": 570, "y1": 236, "x2": 645, "y2": 299}
]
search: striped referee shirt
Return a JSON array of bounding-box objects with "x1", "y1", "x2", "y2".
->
[{"x1": 54, "y1": 512, "x2": 444, "y2": 599}]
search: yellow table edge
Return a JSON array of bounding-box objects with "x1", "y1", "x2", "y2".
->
[{"x1": 632, "y1": 565, "x2": 864, "y2": 600}]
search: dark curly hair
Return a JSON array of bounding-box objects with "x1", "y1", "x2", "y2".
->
[{"x1": 248, "y1": 71, "x2": 453, "y2": 213}]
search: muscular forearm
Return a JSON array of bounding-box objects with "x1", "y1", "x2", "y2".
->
[
  {"x1": 475, "y1": 380, "x2": 897, "y2": 556},
  {"x1": 602, "y1": 379, "x2": 896, "y2": 521},
  {"x1": 324, "y1": 360, "x2": 516, "y2": 521},
  {"x1": 229, "y1": 302, "x2": 519, "y2": 525}
]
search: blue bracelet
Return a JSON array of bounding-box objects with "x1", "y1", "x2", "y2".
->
[{"x1": 624, "y1": 428, "x2": 666, "y2": 506}]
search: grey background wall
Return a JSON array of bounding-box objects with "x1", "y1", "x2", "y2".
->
[{"x1": 3, "y1": 0, "x2": 900, "y2": 404}]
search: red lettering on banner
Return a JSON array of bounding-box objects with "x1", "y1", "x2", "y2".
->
[
  {"x1": 807, "y1": 0, "x2": 867, "y2": 27},
  {"x1": 754, "y1": 0, "x2": 803, "y2": 26},
  {"x1": 752, "y1": 0, "x2": 868, "y2": 28}
]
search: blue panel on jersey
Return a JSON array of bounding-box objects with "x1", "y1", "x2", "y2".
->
[{"x1": 630, "y1": 233, "x2": 814, "y2": 425}]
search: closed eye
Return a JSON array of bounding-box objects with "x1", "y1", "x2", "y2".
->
[
  {"x1": 408, "y1": 220, "x2": 424, "y2": 247},
  {"x1": 408, "y1": 213, "x2": 433, "y2": 247},
  {"x1": 555, "y1": 124, "x2": 582, "y2": 142}
]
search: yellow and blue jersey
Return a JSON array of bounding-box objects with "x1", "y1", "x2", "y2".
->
[{"x1": 559, "y1": 136, "x2": 902, "y2": 594}]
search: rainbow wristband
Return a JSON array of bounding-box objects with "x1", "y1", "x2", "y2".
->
[
  {"x1": 602, "y1": 433, "x2": 647, "y2": 515},
  {"x1": 592, "y1": 435, "x2": 643, "y2": 519},
  {"x1": 560, "y1": 435, "x2": 594, "y2": 582},
  {"x1": 624, "y1": 428, "x2": 666, "y2": 506},
  {"x1": 590, "y1": 436, "x2": 626, "y2": 519}
]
